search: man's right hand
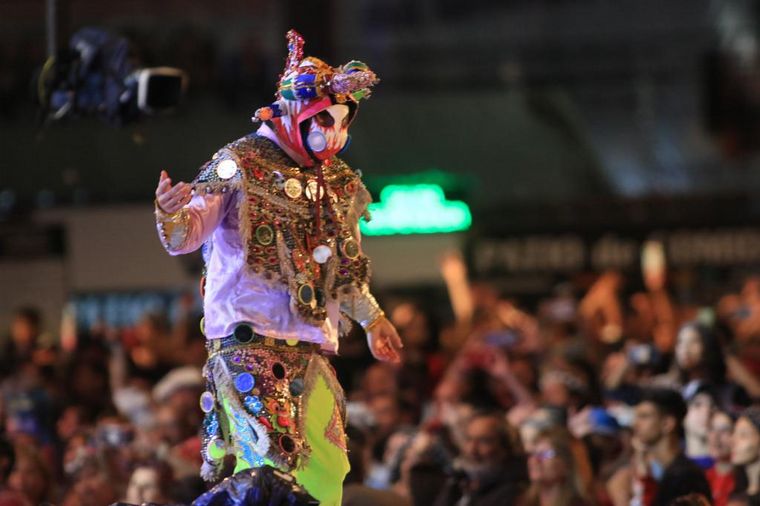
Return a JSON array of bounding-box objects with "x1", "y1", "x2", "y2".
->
[{"x1": 155, "y1": 170, "x2": 192, "y2": 214}]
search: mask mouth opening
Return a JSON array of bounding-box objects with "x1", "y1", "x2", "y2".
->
[{"x1": 299, "y1": 101, "x2": 357, "y2": 161}]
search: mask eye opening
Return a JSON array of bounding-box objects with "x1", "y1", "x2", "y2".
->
[{"x1": 314, "y1": 110, "x2": 335, "y2": 128}]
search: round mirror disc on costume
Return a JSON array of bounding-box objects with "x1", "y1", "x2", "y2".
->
[
  {"x1": 279, "y1": 434, "x2": 296, "y2": 453},
  {"x1": 255, "y1": 224, "x2": 274, "y2": 245},
  {"x1": 234, "y1": 372, "x2": 255, "y2": 393},
  {"x1": 216, "y1": 159, "x2": 238, "y2": 180},
  {"x1": 272, "y1": 362, "x2": 286, "y2": 380},
  {"x1": 234, "y1": 324, "x2": 254, "y2": 343},
  {"x1": 304, "y1": 180, "x2": 325, "y2": 201},
  {"x1": 307, "y1": 131, "x2": 327, "y2": 152},
  {"x1": 312, "y1": 244, "x2": 332, "y2": 264},
  {"x1": 289, "y1": 378, "x2": 305, "y2": 396},
  {"x1": 207, "y1": 437, "x2": 226, "y2": 460},
  {"x1": 284, "y1": 178, "x2": 303, "y2": 199},
  {"x1": 342, "y1": 238, "x2": 360, "y2": 259},
  {"x1": 200, "y1": 391, "x2": 215, "y2": 413},
  {"x1": 297, "y1": 284, "x2": 314, "y2": 304}
]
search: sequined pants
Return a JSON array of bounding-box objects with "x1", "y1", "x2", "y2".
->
[{"x1": 200, "y1": 336, "x2": 350, "y2": 505}]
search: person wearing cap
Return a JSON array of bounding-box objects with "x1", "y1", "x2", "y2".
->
[
  {"x1": 153, "y1": 30, "x2": 402, "y2": 505},
  {"x1": 732, "y1": 405, "x2": 760, "y2": 501}
]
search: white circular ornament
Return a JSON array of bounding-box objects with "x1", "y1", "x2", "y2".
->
[
  {"x1": 312, "y1": 245, "x2": 332, "y2": 264},
  {"x1": 216, "y1": 159, "x2": 238, "y2": 180},
  {"x1": 307, "y1": 131, "x2": 327, "y2": 152}
]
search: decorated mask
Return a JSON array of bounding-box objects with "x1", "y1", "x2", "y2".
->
[{"x1": 252, "y1": 30, "x2": 377, "y2": 167}]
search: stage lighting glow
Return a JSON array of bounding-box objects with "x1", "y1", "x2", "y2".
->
[{"x1": 360, "y1": 184, "x2": 472, "y2": 236}]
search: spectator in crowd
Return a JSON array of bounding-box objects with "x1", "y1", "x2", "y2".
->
[
  {"x1": 342, "y1": 425, "x2": 411, "y2": 506},
  {"x1": 684, "y1": 385, "x2": 718, "y2": 468},
  {"x1": 732, "y1": 406, "x2": 760, "y2": 501},
  {"x1": 123, "y1": 460, "x2": 174, "y2": 505},
  {"x1": 435, "y1": 410, "x2": 527, "y2": 506},
  {"x1": 1, "y1": 307, "x2": 56, "y2": 378},
  {"x1": 520, "y1": 427, "x2": 593, "y2": 506},
  {"x1": 631, "y1": 388, "x2": 712, "y2": 506},
  {"x1": 707, "y1": 409, "x2": 736, "y2": 506}
]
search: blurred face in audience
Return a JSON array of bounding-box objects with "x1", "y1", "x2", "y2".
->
[
  {"x1": 634, "y1": 401, "x2": 667, "y2": 447},
  {"x1": 528, "y1": 437, "x2": 566, "y2": 485},
  {"x1": 731, "y1": 417, "x2": 760, "y2": 466},
  {"x1": 8, "y1": 449, "x2": 49, "y2": 504},
  {"x1": 10, "y1": 314, "x2": 38, "y2": 348},
  {"x1": 685, "y1": 393, "x2": 715, "y2": 441},
  {"x1": 61, "y1": 472, "x2": 116, "y2": 506},
  {"x1": 370, "y1": 394, "x2": 401, "y2": 435},
  {"x1": 461, "y1": 415, "x2": 508, "y2": 475},
  {"x1": 363, "y1": 363, "x2": 397, "y2": 399},
  {"x1": 391, "y1": 303, "x2": 430, "y2": 349},
  {"x1": 156, "y1": 405, "x2": 185, "y2": 445},
  {"x1": 675, "y1": 326, "x2": 703, "y2": 371},
  {"x1": 541, "y1": 377, "x2": 570, "y2": 408},
  {"x1": 125, "y1": 466, "x2": 165, "y2": 504},
  {"x1": 57, "y1": 406, "x2": 85, "y2": 442},
  {"x1": 709, "y1": 411, "x2": 734, "y2": 462}
]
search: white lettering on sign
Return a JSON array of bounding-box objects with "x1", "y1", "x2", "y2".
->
[
  {"x1": 667, "y1": 228, "x2": 760, "y2": 266},
  {"x1": 474, "y1": 236, "x2": 585, "y2": 273},
  {"x1": 591, "y1": 235, "x2": 638, "y2": 270},
  {"x1": 474, "y1": 228, "x2": 760, "y2": 274}
]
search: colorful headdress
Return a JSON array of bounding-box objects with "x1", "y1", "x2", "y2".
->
[{"x1": 252, "y1": 30, "x2": 378, "y2": 123}]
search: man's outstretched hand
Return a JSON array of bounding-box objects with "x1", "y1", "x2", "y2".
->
[
  {"x1": 155, "y1": 170, "x2": 192, "y2": 214},
  {"x1": 366, "y1": 317, "x2": 403, "y2": 363}
]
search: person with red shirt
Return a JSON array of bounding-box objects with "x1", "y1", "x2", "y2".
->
[{"x1": 706, "y1": 409, "x2": 736, "y2": 506}]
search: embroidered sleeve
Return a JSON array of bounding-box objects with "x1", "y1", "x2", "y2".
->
[
  {"x1": 155, "y1": 147, "x2": 242, "y2": 255},
  {"x1": 155, "y1": 205, "x2": 191, "y2": 252},
  {"x1": 344, "y1": 283, "x2": 385, "y2": 330}
]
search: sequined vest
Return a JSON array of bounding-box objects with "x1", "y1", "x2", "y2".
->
[{"x1": 194, "y1": 135, "x2": 372, "y2": 326}]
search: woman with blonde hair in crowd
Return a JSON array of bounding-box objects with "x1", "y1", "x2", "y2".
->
[{"x1": 520, "y1": 427, "x2": 594, "y2": 506}]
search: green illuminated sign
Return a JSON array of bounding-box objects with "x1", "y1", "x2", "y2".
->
[{"x1": 360, "y1": 184, "x2": 472, "y2": 236}]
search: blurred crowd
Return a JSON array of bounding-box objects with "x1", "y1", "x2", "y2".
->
[{"x1": 2, "y1": 254, "x2": 760, "y2": 506}]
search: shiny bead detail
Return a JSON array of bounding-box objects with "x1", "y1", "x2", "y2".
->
[
  {"x1": 234, "y1": 372, "x2": 255, "y2": 393},
  {"x1": 244, "y1": 395, "x2": 263, "y2": 414},
  {"x1": 216, "y1": 159, "x2": 238, "y2": 180},
  {"x1": 304, "y1": 180, "x2": 324, "y2": 201},
  {"x1": 200, "y1": 391, "x2": 215, "y2": 413},
  {"x1": 312, "y1": 244, "x2": 332, "y2": 264}
]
